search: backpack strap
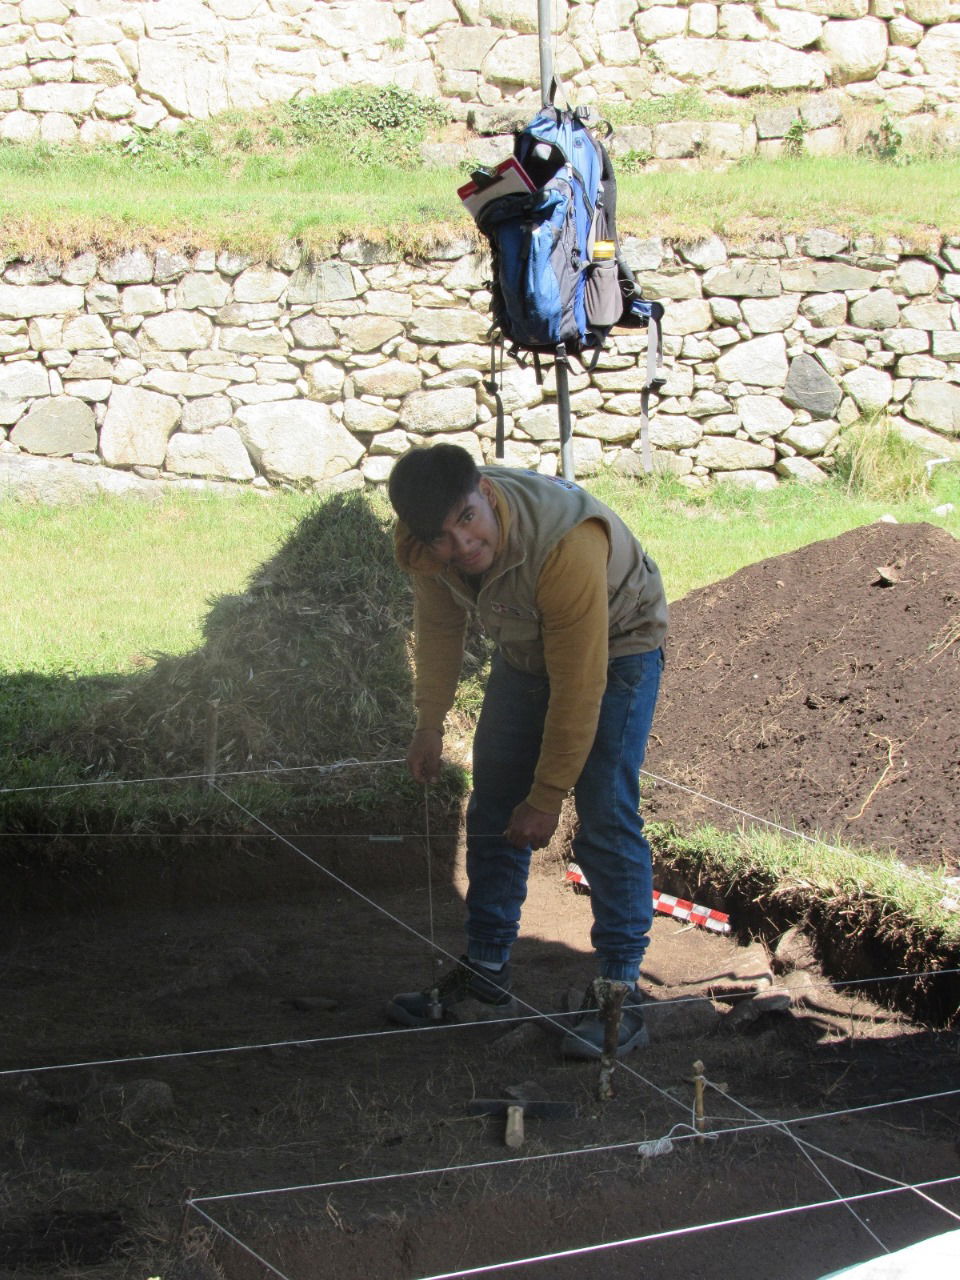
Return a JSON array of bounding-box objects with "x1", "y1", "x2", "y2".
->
[
  {"x1": 484, "y1": 334, "x2": 506, "y2": 460},
  {"x1": 639, "y1": 302, "x2": 666, "y2": 474}
]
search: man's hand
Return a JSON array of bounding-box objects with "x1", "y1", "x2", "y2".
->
[
  {"x1": 406, "y1": 728, "x2": 443, "y2": 783},
  {"x1": 504, "y1": 801, "x2": 559, "y2": 851}
]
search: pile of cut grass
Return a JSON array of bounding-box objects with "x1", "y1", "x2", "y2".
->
[{"x1": 1, "y1": 491, "x2": 465, "y2": 833}]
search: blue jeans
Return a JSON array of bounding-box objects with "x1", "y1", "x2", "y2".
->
[{"x1": 465, "y1": 647, "x2": 663, "y2": 984}]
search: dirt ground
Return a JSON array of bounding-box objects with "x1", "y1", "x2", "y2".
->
[
  {"x1": 645, "y1": 521, "x2": 960, "y2": 876},
  {"x1": 2, "y1": 519, "x2": 959, "y2": 1280}
]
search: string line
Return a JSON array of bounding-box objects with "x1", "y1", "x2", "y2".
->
[{"x1": 187, "y1": 1175, "x2": 960, "y2": 1280}]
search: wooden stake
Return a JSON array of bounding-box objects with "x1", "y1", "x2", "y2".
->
[
  {"x1": 596, "y1": 978, "x2": 629, "y2": 1101},
  {"x1": 693, "y1": 1059, "x2": 706, "y2": 1139}
]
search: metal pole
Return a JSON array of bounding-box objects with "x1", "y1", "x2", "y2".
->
[
  {"x1": 538, "y1": 0, "x2": 553, "y2": 106},
  {"x1": 556, "y1": 357, "x2": 575, "y2": 482},
  {"x1": 539, "y1": 0, "x2": 574, "y2": 481}
]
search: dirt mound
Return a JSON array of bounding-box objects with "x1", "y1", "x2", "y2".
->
[{"x1": 646, "y1": 521, "x2": 959, "y2": 874}]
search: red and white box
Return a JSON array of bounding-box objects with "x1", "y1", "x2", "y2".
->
[
  {"x1": 566, "y1": 863, "x2": 732, "y2": 935},
  {"x1": 457, "y1": 156, "x2": 536, "y2": 219}
]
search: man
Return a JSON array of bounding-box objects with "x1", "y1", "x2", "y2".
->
[{"x1": 386, "y1": 443, "x2": 667, "y2": 1058}]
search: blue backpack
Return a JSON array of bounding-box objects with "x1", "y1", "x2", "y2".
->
[
  {"x1": 469, "y1": 104, "x2": 665, "y2": 461},
  {"x1": 476, "y1": 105, "x2": 617, "y2": 356}
]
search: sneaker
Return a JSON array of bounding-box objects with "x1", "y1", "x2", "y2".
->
[
  {"x1": 386, "y1": 957, "x2": 517, "y2": 1028},
  {"x1": 560, "y1": 979, "x2": 650, "y2": 1060}
]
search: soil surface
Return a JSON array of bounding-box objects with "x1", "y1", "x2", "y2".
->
[
  {"x1": 646, "y1": 521, "x2": 960, "y2": 875},
  {"x1": 2, "y1": 519, "x2": 959, "y2": 1280}
]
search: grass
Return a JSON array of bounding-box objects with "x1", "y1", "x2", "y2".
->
[
  {"x1": 657, "y1": 822, "x2": 960, "y2": 943},
  {"x1": 1, "y1": 91, "x2": 959, "y2": 259},
  {"x1": 0, "y1": 489, "x2": 317, "y2": 675},
  {"x1": 3, "y1": 469, "x2": 957, "y2": 680}
]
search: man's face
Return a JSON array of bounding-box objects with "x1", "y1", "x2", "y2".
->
[{"x1": 428, "y1": 477, "x2": 500, "y2": 575}]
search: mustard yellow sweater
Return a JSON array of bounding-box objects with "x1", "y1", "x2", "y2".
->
[{"x1": 400, "y1": 496, "x2": 611, "y2": 814}]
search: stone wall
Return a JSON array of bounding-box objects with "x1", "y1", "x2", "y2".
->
[
  {"x1": 1, "y1": 0, "x2": 960, "y2": 151},
  {"x1": 1, "y1": 230, "x2": 959, "y2": 499}
]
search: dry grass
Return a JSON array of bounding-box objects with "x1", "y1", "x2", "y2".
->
[{"x1": 70, "y1": 492, "x2": 413, "y2": 776}]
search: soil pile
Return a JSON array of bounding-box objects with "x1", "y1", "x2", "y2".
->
[{"x1": 646, "y1": 521, "x2": 959, "y2": 875}]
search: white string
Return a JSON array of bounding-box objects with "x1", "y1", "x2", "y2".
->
[
  {"x1": 8, "y1": 754, "x2": 956, "y2": 1264},
  {"x1": 702, "y1": 1072, "x2": 960, "y2": 1243},
  {"x1": 188, "y1": 1088, "x2": 960, "y2": 1207},
  {"x1": 188, "y1": 1175, "x2": 960, "y2": 1280},
  {"x1": 188, "y1": 1203, "x2": 294, "y2": 1280},
  {"x1": 0, "y1": 756, "x2": 404, "y2": 796},
  {"x1": 210, "y1": 782, "x2": 692, "y2": 1114},
  {"x1": 410, "y1": 1176, "x2": 960, "y2": 1280},
  {"x1": 639, "y1": 767, "x2": 951, "y2": 888}
]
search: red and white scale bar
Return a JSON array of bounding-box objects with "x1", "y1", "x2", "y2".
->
[{"x1": 565, "y1": 863, "x2": 731, "y2": 935}]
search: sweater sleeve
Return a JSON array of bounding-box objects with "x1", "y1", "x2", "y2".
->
[
  {"x1": 411, "y1": 573, "x2": 469, "y2": 732},
  {"x1": 527, "y1": 519, "x2": 610, "y2": 813}
]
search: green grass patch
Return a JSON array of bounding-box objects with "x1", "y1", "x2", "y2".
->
[
  {"x1": 653, "y1": 822, "x2": 960, "y2": 952},
  {"x1": 589, "y1": 464, "x2": 959, "y2": 602},
  {"x1": 1, "y1": 85, "x2": 958, "y2": 257},
  {"x1": 0, "y1": 489, "x2": 317, "y2": 674},
  {"x1": 834, "y1": 415, "x2": 937, "y2": 503}
]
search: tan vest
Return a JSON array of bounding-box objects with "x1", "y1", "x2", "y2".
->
[{"x1": 438, "y1": 468, "x2": 668, "y2": 674}]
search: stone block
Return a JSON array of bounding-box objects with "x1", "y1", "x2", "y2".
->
[
  {"x1": 234, "y1": 400, "x2": 364, "y2": 482},
  {"x1": 841, "y1": 364, "x2": 893, "y2": 414},
  {"x1": 62, "y1": 314, "x2": 112, "y2": 351},
  {"x1": 738, "y1": 394, "x2": 795, "y2": 440},
  {"x1": 901, "y1": 302, "x2": 954, "y2": 330},
  {"x1": 649, "y1": 414, "x2": 702, "y2": 448},
  {"x1": 353, "y1": 360, "x2": 422, "y2": 398},
  {"x1": 703, "y1": 260, "x2": 781, "y2": 298},
  {"x1": 783, "y1": 353, "x2": 843, "y2": 418},
  {"x1": 697, "y1": 435, "x2": 777, "y2": 470},
  {"x1": 233, "y1": 269, "x2": 288, "y2": 304},
  {"x1": 141, "y1": 371, "x2": 229, "y2": 397},
  {"x1": 932, "y1": 332, "x2": 960, "y2": 360},
  {"x1": 399, "y1": 386, "x2": 478, "y2": 433},
  {"x1": 0, "y1": 284, "x2": 84, "y2": 319},
  {"x1": 660, "y1": 298, "x2": 714, "y2": 336},
  {"x1": 141, "y1": 310, "x2": 214, "y2": 351},
  {"x1": 0, "y1": 110, "x2": 40, "y2": 143},
  {"x1": 0, "y1": 361, "x2": 50, "y2": 403},
  {"x1": 741, "y1": 295, "x2": 800, "y2": 333},
  {"x1": 882, "y1": 328, "x2": 929, "y2": 355},
  {"x1": 849, "y1": 288, "x2": 901, "y2": 329},
  {"x1": 716, "y1": 333, "x2": 789, "y2": 387},
  {"x1": 781, "y1": 261, "x2": 879, "y2": 292},
  {"x1": 629, "y1": 270, "x2": 698, "y2": 306},
  {"x1": 165, "y1": 427, "x2": 255, "y2": 481},
  {"x1": 218, "y1": 330, "x2": 288, "y2": 361},
  {"x1": 897, "y1": 355, "x2": 950, "y2": 379},
  {"x1": 409, "y1": 306, "x2": 491, "y2": 344},
  {"x1": 304, "y1": 359, "x2": 346, "y2": 402},
  {"x1": 121, "y1": 285, "x2": 165, "y2": 316},
  {"x1": 101, "y1": 250, "x2": 155, "y2": 285},
  {"x1": 904, "y1": 378, "x2": 960, "y2": 435},
  {"x1": 100, "y1": 385, "x2": 180, "y2": 467},
  {"x1": 180, "y1": 396, "x2": 232, "y2": 431},
  {"x1": 22, "y1": 82, "x2": 98, "y2": 112},
  {"x1": 10, "y1": 395, "x2": 95, "y2": 455},
  {"x1": 799, "y1": 291, "x2": 848, "y2": 326}
]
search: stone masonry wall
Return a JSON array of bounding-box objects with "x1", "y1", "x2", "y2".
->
[
  {"x1": 1, "y1": 0, "x2": 960, "y2": 152},
  {"x1": 1, "y1": 230, "x2": 959, "y2": 500}
]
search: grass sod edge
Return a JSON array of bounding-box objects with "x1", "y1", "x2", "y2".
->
[
  {"x1": 1, "y1": 153, "x2": 960, "y2": 259},
  {"x1": 650, "y1": 821, "x2": 960, "y2": 1026}
]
